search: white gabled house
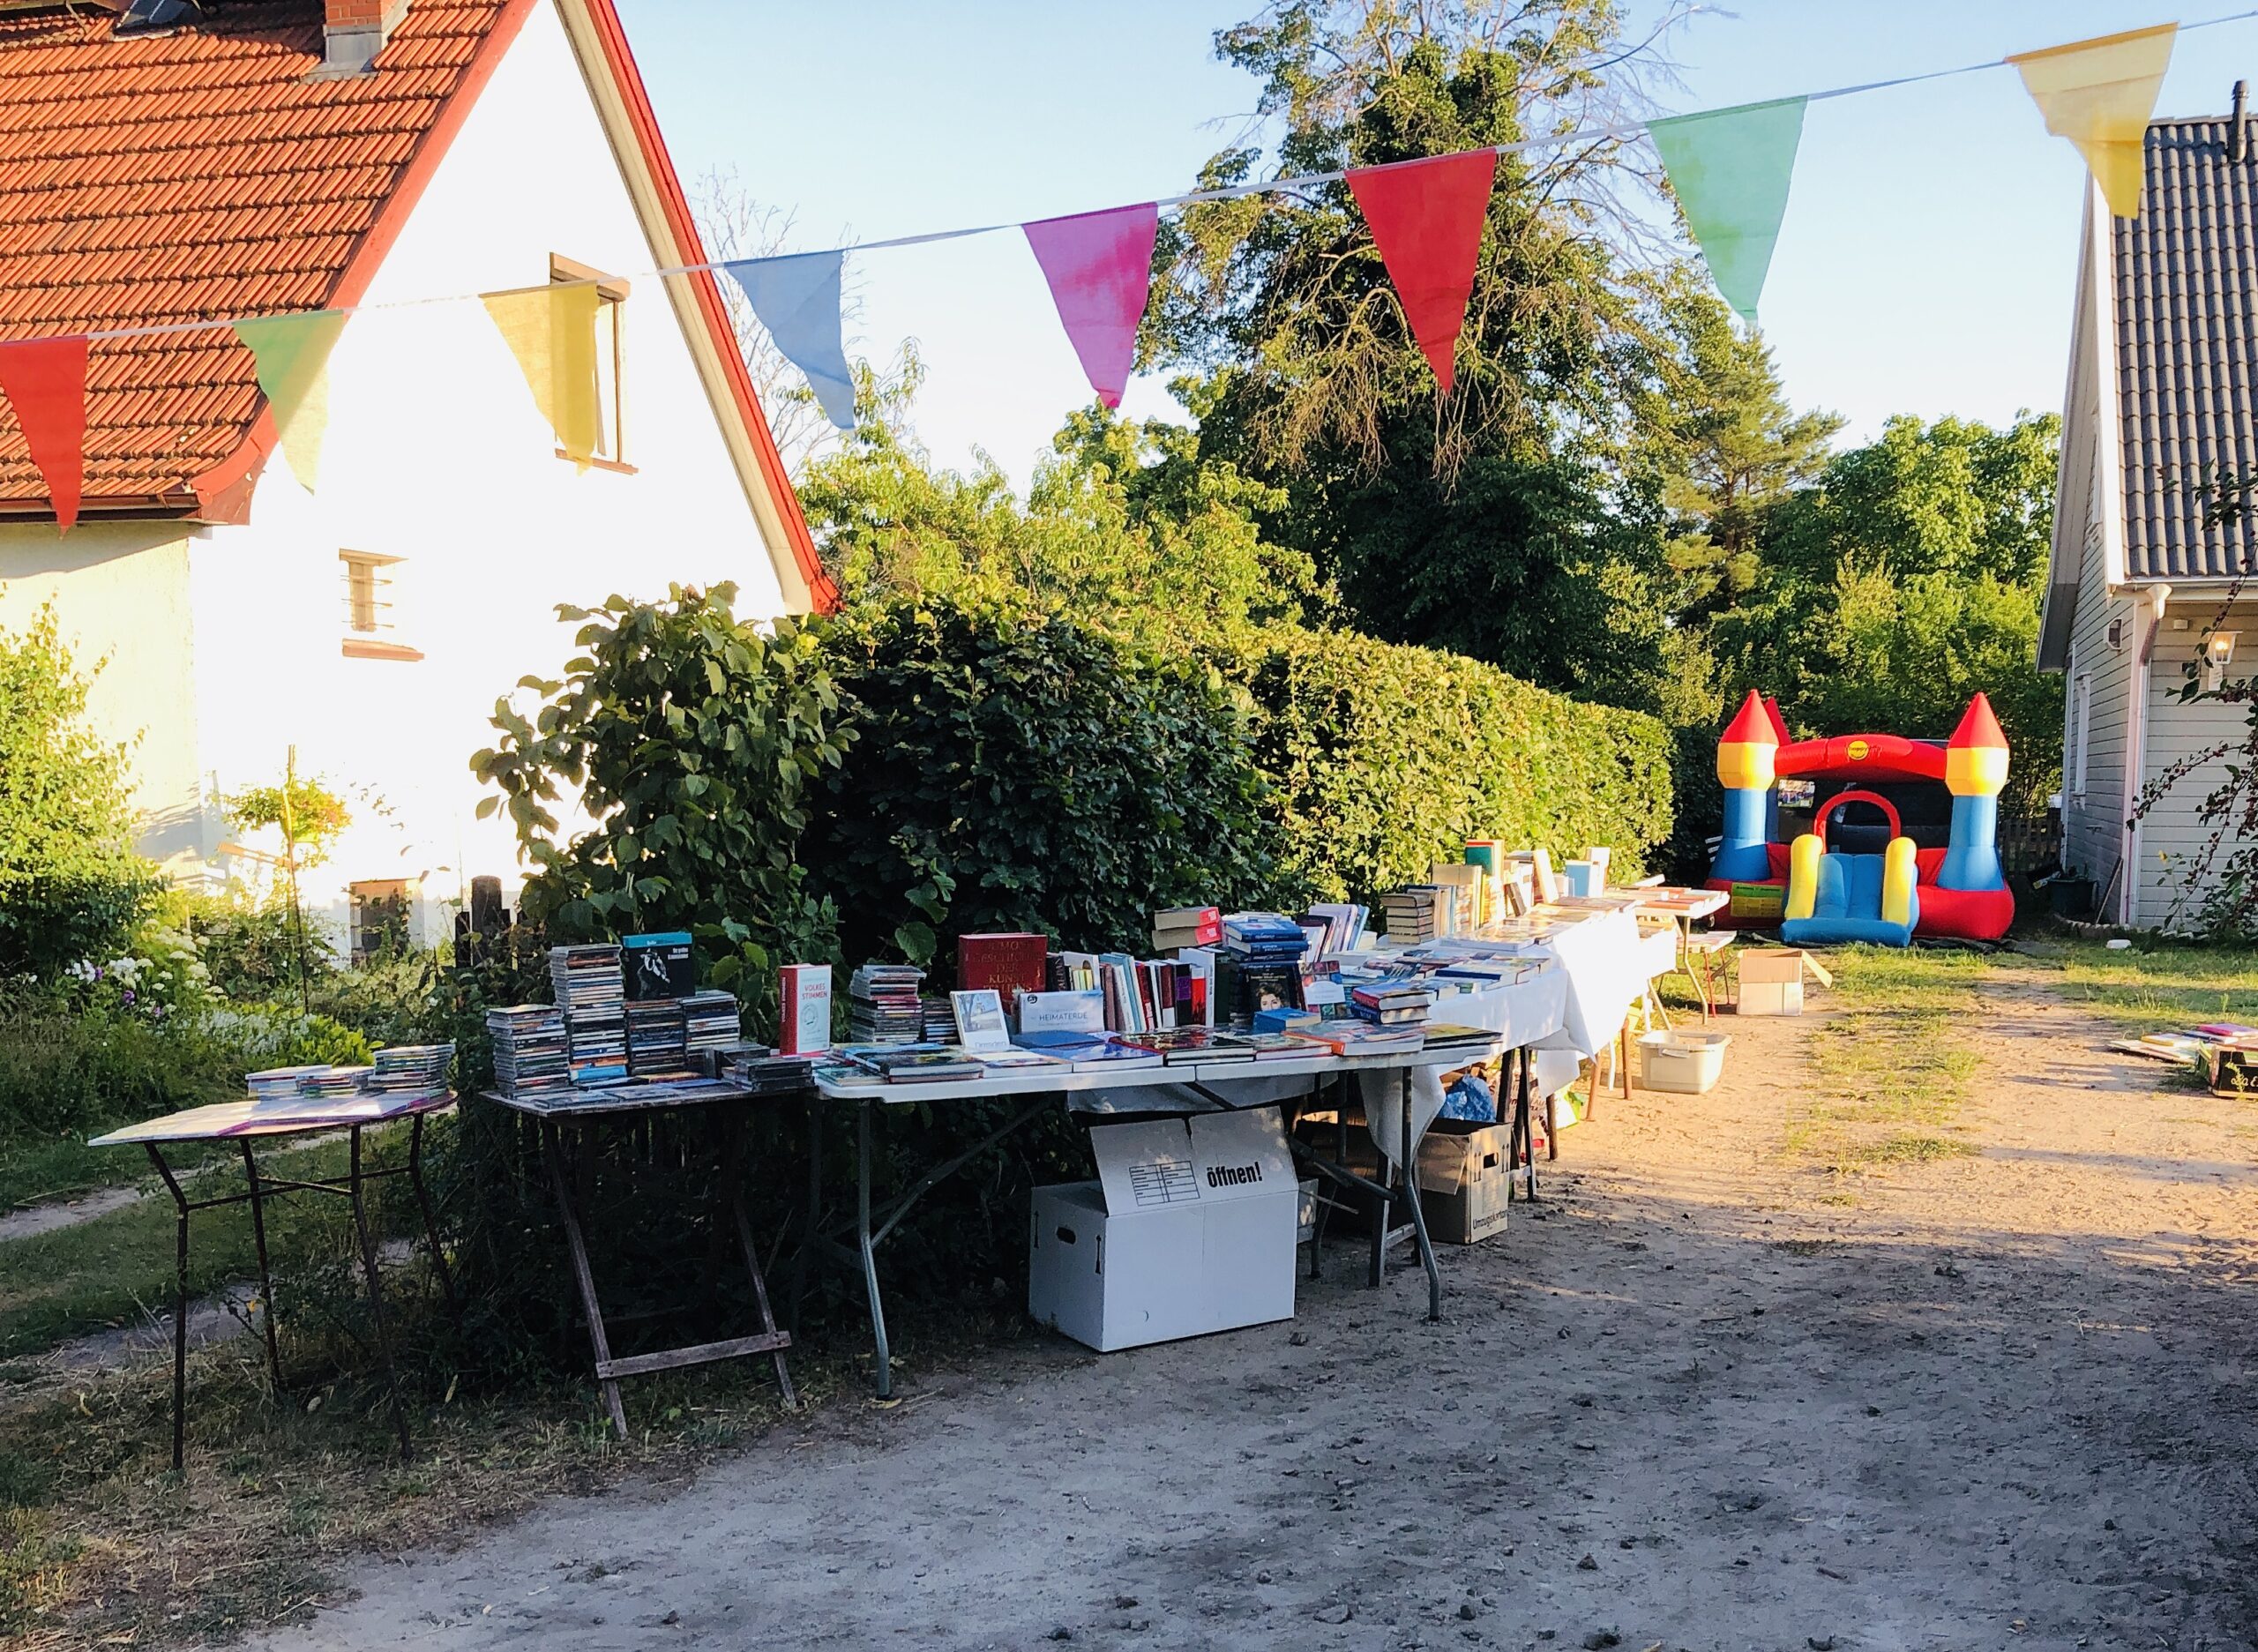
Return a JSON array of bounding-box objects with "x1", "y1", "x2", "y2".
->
[
  {"x1": 2039, "y1": 104, "x2": 2258, "y2": 929},
  {"x1": 0, "y1": 0, "x2": 828, "y2": 953}
]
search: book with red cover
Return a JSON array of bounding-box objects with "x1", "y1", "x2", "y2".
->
[{"x1": 956, "y1": 932, "x2": 1050, "y2": 999}]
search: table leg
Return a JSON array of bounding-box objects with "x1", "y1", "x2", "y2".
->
[
  {"x1": 1401, "y1": 1066, "x2": 1442, "y2": 1322},
  {"x1": 346, "y1": 1126, "x2": 413, "y2": 1461},
  {"x1": 146, "y1": 1145, "x2": 190, "y2": 1473},
  {"x1": 1621, "y1": 1024, "x2": 1634, "y2": 1101},
  {"x1": 541, "y1": 1119, "x2": 629, "y2": 1439},
  {"x1": 792, "y1": 1089, "x2": 823, "y2": 1336},
  {"x1": 857, "y1": 1099, "x2": 895, "y2": 1401},
  {"x1": 406, "y1": 1112, "x2": 460, "y2": 1327},
  {"x1": 236, "y1": 1140, "x2": 284, "y2": 1390},
  {"x1": 721, "y1": 1103, "x2": 797, "y2": 1409}
]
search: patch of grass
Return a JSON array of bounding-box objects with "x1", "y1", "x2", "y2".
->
[
  {"x1": 1780, "y1": 946, "x2": 1986, "y2": 1174},
  {"x1": 2050, "y1": 939, "x2": 2258, "y2": 1032},
  {"x1": 0, "y1": 1137, "x2": 370, "y2": 1361}
]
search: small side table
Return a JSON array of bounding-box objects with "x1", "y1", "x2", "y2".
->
[
  {"x1": 481, "y1": 1081, "x2": 796, "y2": 1437},
  {"x1": 91, "y1": 1093, "x2": 458, "y2": 1472}
]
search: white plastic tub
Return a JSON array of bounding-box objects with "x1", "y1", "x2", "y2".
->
[{"x1": 1637, "y1": 1029, "x2": 1731, "y2": 1094}]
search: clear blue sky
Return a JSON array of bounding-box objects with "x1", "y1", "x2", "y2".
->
[{"x1": 613, "y1": 1, "x2": 2258, "y2": 486}]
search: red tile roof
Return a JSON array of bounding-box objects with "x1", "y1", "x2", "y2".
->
[{"x1": 0, "y1": 0, "x2": 520, "y2": 517}]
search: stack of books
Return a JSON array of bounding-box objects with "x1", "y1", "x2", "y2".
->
[
  {"x1": 369, "y1": 1043, "x2": 453, "y2": 1096},
  {"x1": 918, "y1": 996, "x2": 958, "y2": 1043},
  {"x1": 1219, "y1": 912, "x2": 1309, "y2": 1028},
  {"x1": 1352, "y1": 982, "x2": 1435, "y2": 1027},
  {"x1": 1379, "y1": 886, "x2": 1444, "y2": 942},
  {"x1": 1118, "y1": 1028, "x2": 1255, "y2": 1065},
  {"x1": 847, "y1": 964, "x2": 926, "y2": 1043},
  {"x1": 550, "y1": 944, "x2": 628, "y2": 1085},
  {"x1": 487, "y1": 1005, "x2": 569, "y2": 1096},
  {"x1": 841, "y1": 1044, "x2": 983, "y2": 1083},
  {"x1": 1300, "y1": 902, "x2": 1368, "y2": 955},
  {"x1": 1008, "y1": 1031, "x2": 1167, "y2": 1072},
  {"x1": 625, "y1": 998, "x2": 689, "y2": 1076},
  {"x1": 303, "y1": 1065, "x2": 370, "y2": 1100},
  {"x1": 246, "y1": 1065, "x2": 322, "y2": 1103},
  {"x1": 682, "y1": 989, "x2": 742, "y2": 1053},
  {"x1": 1151, "y1": 905, "x2": 1221, "y2": 952},
  {"x1": 720, "y1": 1046, "x2": 819, "y2": 1095}
]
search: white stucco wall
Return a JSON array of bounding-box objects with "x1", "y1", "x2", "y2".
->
[
  {"x1": 183, "y1": 0, "x2": 792, "y2": 945},
  {"x1": 0, "y1": 523, "x2": 211, "y2": 876}
]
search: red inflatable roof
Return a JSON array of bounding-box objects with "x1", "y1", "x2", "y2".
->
[{"x1": 1774, "y1": 734, "x2": 1947, "y2": 784}]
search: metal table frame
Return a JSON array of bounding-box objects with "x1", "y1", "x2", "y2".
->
[
  {"x1": 482, "y1": 1086, "x2": 796, "y2": 1438},
  {"x1": 139, "y1": 1102, "x2": 458, "y2": 1471},
  {"x1": 799, "y1": 1045, "x2": 1500, "y2": 1398}
]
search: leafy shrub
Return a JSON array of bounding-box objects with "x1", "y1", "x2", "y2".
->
[
  {"x1": 472, "y1": 584, "x2": 853, "y2": 1040},
  {"x1": 0, "y1": 607, "x2": 161, "y2": 978},
  {"x1": 185, "y1": 889, "x2": 334, "y2": 999},
  {"x1": 807, "y1": 594, "x2": 1283, "y2": 969},
  {"x1": 1222, "y1": 624, "x2": 1674, "y2": 901}
]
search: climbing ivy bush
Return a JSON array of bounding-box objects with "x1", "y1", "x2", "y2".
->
[{"x1": 805, "y1": 594, "x2": 1284, "y2": 970}]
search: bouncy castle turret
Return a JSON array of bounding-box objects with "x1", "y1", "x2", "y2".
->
[
  {"x1": 1761, "y1": 694, "x2": 1791, "y2": 841},
  {"x1": 1710, "y1": 690, "x2": 1778, "y2": 882},
  {"x1": 1938, "y1": 692, "x2": 2009, "y2": 893}
]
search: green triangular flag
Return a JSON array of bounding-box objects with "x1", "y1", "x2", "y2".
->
[
  {"x1": 231, "y1": 310, "x2": 348, "y2": 491},
  {"x1": 1649, "y1": 96, "x2": 1807, "y2": 321}
]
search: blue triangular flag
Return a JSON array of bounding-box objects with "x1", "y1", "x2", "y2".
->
[{"x1": 721, "y1": 252, "x2": 855, "y2": 430}]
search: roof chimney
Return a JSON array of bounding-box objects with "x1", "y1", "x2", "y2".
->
[
  {"x1": 2233, "y1": 79, "x2": 2248, "y2": 161},
  {"x1": 318, "y1": 0, "x2": 407, "y2": 78}
]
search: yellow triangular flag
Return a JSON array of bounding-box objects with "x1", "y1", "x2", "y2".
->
[
  {"x1": 479, "y1": 283, "x2": 602, "y2": 463},
  {"x1": 2009, "y1": 23, "x2": 2177, "y2": 218}
]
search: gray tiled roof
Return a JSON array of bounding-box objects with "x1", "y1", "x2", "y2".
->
[{"x1": 2115, "y1": 117, "x2": 2258, "y2": 581}]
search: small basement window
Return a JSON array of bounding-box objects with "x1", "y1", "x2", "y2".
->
[
  {"x1": 551, "y1": 253, "x2": 631, "y2": 468},
  {"x1": 340, "y1": 550, "x2": 422, "y2": 662}
]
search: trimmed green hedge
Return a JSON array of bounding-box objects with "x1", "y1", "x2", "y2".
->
[{"x1": 1225, "y1": 625, "x2": 1673, "y2": 903}]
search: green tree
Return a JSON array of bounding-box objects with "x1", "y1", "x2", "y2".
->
[
  {"x1": 471, "y1": 584, "x2": 854, "y2": 1035},
  {"x1": 1707, "y1": 413, "x2": 2063, "y2": 803},
  {"x1": 0, "y1": 604, "x2": 159, "y2": 977},
  {"x1": 1147, "y1": 0, "x2": 1687, "y2": 713},
  {"x1": 1634, "y1": 269, "x2": 1843, "y2": 626},
  {"x1": 799, "y1": 396, "x2": 1324, "y2": 652}
]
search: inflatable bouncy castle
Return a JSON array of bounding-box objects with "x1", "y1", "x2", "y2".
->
[{"x1": 1704, "y1": 691, "x2": 2014, "y2": 946}]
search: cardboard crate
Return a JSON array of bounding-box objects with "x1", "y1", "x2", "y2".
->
[
  {"x1": 1415, "y1": 1118, "x2": 1511, "y2": 1245},
  {"x1": 1028, "y1": 1109, "x2": 1298, "y2": 1352},
  {"x1": 1734, "y1": 947, "x2": 1832, "y2": 1016}
]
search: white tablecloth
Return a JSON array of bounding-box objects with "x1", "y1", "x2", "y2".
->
[{"x1": 1363, "y1": 910, "x2": 1660, "y2": 1159}]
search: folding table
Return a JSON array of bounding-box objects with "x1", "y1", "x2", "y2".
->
[
  {"x1": 799, "y1": 1043, "x2": 1503, "y2": 1397},
  {"x1": 481, "y1": 1079, "x2": 796, "y2": 1437},
  {"x1": 89, "y1": 1091, "x2": 457, "y2": 1471}
]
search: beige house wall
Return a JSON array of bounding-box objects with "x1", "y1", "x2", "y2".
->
[{"x1": 0, "y1": 524, "x2": 209, "y2": 876}]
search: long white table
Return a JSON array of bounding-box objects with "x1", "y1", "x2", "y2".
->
[{"x1": 803, "y1": 1043, "x2": 1501, "y2": 1397}]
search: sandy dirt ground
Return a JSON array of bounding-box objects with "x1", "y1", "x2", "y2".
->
[{"x1": 265, "y1": 974, "x2": 2258, "y2": 1652}]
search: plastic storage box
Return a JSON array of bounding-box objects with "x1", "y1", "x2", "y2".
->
[{"x1": 1636, "y1": 1029, "x2": 1731, "y2": 1094}]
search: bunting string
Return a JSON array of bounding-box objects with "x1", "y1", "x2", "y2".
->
[{"x1": 0, "y1": 11, "x2": 2249, "y2": 522}]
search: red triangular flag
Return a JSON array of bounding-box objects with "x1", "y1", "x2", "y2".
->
[
  {"x1": 1344, "y1": 150, "x2": 1497, "y2": 392},
  {"x1": 1024, "y1": 203, "x2": 1158, "y2": 410},
  {"x1": 0, "y1": 336, "x2": 87, "y2": 532}
]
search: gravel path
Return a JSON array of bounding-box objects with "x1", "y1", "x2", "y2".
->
[{"x1": 265, "y1": 980, "x2": 2258, "y2": 1652}]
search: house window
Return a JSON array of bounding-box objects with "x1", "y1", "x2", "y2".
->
[
  {"x1": 2071, "y1": 670, "x2": 2091, "y2": 796},
  {"x1": 340, "y1": 550, "x2": 422, "y2": 662},
  {"x1": 551, "y1": 254, "x2": 631, "y2": 467}
]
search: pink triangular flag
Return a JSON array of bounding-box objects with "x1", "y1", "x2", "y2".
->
[
  {"x1": 0, "y1": 335, "x2": 87, "y2": 531},
  {"x1": 1345, "y1": 150, "x2": 1498, "y2": 392},
  {"x1": 1023, "y1": 202, "x2": 1159, "y2": 409}
]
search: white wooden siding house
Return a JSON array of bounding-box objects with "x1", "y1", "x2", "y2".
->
[{"x1": 2039, "y1": 105, "x2": 2258, "y2": 928}]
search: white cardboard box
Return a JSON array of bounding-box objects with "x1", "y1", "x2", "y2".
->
[{"x1": 1028, "y1": 1109, "x2": 1298, "y2": 1352}]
